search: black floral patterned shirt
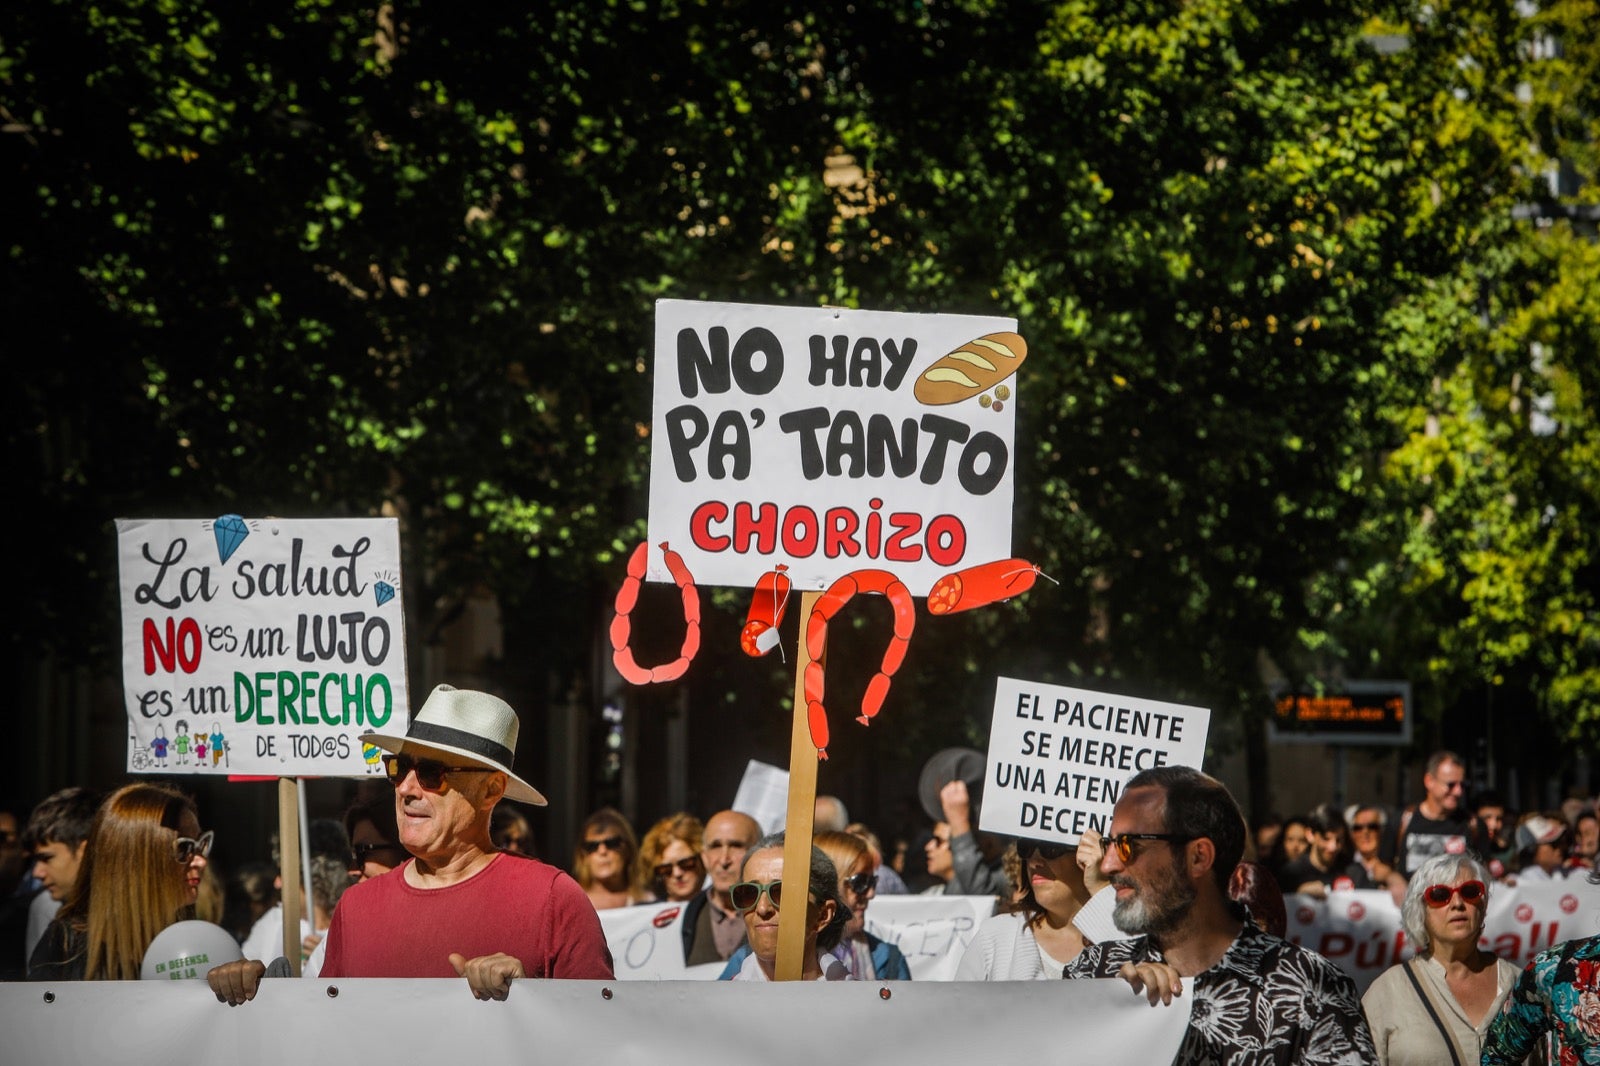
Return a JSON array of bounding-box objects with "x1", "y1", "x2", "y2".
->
[{"x1": 1062, "y1": 920, "x2": 1378, "y2": 1065}]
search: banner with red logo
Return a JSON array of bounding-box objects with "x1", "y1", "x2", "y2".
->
[{"x1": 1285, "y1": 880, "x2": 1600, "y2": 992}]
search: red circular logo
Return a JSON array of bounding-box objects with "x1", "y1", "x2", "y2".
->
[
  {"x1": 1561, "y1": 895, "x2": 1580, "y2": 914},
  {"x1": 1333, "y1": 877, "x2": 1355, "y2": 893},
  {"x1": 1515, "y1": 903, "x2": 1534, "y2": 923},
  {"x1": 1296, "y1": 906, "x2": 1315, "y2": 925},
  {"x1": 1347, "y1": 901, "x2": 1366, "y2": 921},
  {"x1": 1445, "y1": 836, "x2": 1467, "y2": 854},
  {"x1": 652, "y1": 907, "x2": 682, "y2": 928}
]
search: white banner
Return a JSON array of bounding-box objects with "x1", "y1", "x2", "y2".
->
[
  {"x1": 2, "y1": 977, "x2": 1190, "y2": 1065},
  {"x1": 600, "y1": 895, "x2": 995, "y2": 982},
  {"x1": 979, "y1": 677, "x2": 1211, "y2": 844},
  {"x1": 647, "y1": 299, "x2": 1020, "y2": 596},
  {"x1": 1285, "y1": 879, "x2": 1600, "y2": 992},
  {"x1": 116, "y1": 516, "x2": 409, "y2": 777}
]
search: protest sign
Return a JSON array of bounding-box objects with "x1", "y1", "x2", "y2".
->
[
  {"x1": 599, "y1": 901, "x2": 719, "y2": 980},
  {"x1": 979, "y1": 677, "x2": 1211, "y2": 844},
  {"x1": 1286, "y1": 878, "x2": 1600, "y2": 993},
  {"x1": 2, "y1": 976, "x2": 1191, "y2": 1066},
  {"x1": 863, "y1": 894, "x2": 997, "y2": 981},
  {"x1": 646, "y1": 299, "x2": 1021, "y2": 596},
  {"x1": 116, "y1": 516, "x2": 408, "y2": 777}
]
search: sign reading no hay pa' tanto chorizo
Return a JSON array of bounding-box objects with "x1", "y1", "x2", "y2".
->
[{"x1": 646, "y1": 300, "x2": 1021, "y2": 595}]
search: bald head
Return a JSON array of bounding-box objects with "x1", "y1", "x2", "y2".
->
[{"x1": 703, "y1": 810, "x2": 762, "y2": 898}]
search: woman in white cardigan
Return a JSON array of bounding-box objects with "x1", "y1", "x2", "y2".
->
[
  {"x1": 953, "y1": 829, "x2": 1106, "y2": 979},
  {"x1": 1362, "y1": 852, "x2": 1522, "y2": 1065}
]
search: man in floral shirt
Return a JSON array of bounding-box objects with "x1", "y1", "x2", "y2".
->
[
  {"x1": 1482, "y1": 863, "x2": 1600, "y2": 1065},
  {"x1": 1063, "y1": 766, "x2": 1377, "y2": 1065}
]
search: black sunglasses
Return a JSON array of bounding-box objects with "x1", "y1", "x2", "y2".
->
[
  {"x1": 382, "y1": 752, "x2": 493, "y2": 791},
  {"x1": 654, "y1": 855, "x2": 703, "y2": 880},
  {"x1": 843, "y1": 871, "x2": 878, "y2": 895},
  {"x1": 352, "y1": 841, "x2": 407, "y2": 864},
  {"x1": 582, "y1": 835, "x2": 626, "y2": 854},
  {"x1": 1107, "y1": 832, "x2": 1193, "y2": 863},
  {"x1": 1015, "y1": 838, "x2": 1075, "y2": 861}
]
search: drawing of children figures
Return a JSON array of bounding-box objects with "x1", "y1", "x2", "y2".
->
[
  {"x1": 151, "y1": 725, "x2": 170, "y2": 767},
  {"x1": 173, "y1": 720, "x2": 191, "y2": 765},
  {"x1": 193, "y1": 732, "x2": 208, "y2": 764},
  {"x1": 210, "y1": 728, "x2": 227, "y2": 766}
]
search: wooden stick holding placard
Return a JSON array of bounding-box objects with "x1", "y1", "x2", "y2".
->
[
  {"x1": 277, "y1": 778, "x2": 303, "y2": 977},
  {"x1": 774, "y1": 590, "x2": 820, "y2": 982}
]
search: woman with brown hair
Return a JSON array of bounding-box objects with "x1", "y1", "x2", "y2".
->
[
  {"x1": 954, "y1": 829, "x2": 1106, "y2": 979},
  {"x1": 28, "y1": 782, "x2": 213, "y2": 980},
  {"x1": 571, "y1": 807, "x2": 650, "y2": 910},
  {"x1": 637, "y1": 812, "x2": 705, "y2": 903}
]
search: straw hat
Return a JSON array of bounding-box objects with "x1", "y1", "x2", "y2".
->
[{"x1": 361, "y1": 684, "x2": 546, "y2": 805}]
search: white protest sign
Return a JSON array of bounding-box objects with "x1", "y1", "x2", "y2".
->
[
  {"x1": 598, "y1": 901, "x2": 721, "y2": 980},
  {"x1": 730, "y1": 759, "x2": 789, "y2": 835},
  {"x1": 117, "y1": 516, "x2": 408, "y2": 777},
  {"x1": 979, "y1": 677, "x2": 1210, "y2": 844},
  {"x1": 862, "y1": 894, "x2": 996, "y2": 981},
  {"x1": 647, "y1": 299, "x2": 1021, "y2": 596}
]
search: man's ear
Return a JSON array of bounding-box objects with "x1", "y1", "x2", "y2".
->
[
  {"x1": 1187, "y1": 837, "x2": 1216, "y2": 884},
  {"x1": 482, "y1": 772, "x2": 508, "y2": 808}
]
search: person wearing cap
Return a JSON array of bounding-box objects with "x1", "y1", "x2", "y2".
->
[
  {"x1": 207, "y1": 685, "x2": 614, "y2": 1004},
  {"x1": 1510, "y1": 813, "x2": 1573, "y2": 881},
  {"x1": 919, "y1": 747, "x2": 1012, "y2": 898}
]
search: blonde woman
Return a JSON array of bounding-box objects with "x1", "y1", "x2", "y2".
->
[
  {"x1": 29, "y1": 783, "x2": 213, "y2": 980},
  {"x1": 572, "y1": 807, "x2": 651, "y2": 910}
]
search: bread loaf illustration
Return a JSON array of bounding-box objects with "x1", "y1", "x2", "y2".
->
[{"x1": 913, "y1": 332, "x2": 1027, "y2": 405}]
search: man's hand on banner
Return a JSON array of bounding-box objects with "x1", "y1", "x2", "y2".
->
[
  {"x1": 450, "y1": 951, "x2": 524, "y2": 1001},
  {"x1": 207, "y1": 959, "x2": 268, "y2": 1005},
  {"x1": 1117, "y1": 961, "x2": 1184, "y2": 1006}
]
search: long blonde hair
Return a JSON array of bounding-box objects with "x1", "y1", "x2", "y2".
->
[{"x1": 60, "y1": 783, "x2": 196, "y2": 979}]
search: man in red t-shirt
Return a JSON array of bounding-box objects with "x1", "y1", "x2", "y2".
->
[{"x1": 208, "y1": 686, "x2": 614, "y2": 1004}]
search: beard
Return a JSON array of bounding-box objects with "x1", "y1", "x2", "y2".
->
[{"x1": 1112, "y1": 865, "x2": 1198, "y2": 938}]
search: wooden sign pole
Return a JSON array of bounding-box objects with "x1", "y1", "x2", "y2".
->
[
  {"x1": 277, "y1": 778, "x2": 302, "y2": 976},
  {"x1": 774, "y1": 590, "x2": 821, "y2": 982}
]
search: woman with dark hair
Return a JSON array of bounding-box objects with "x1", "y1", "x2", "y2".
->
[
  {"x1": 725, "y1": 832, "x2": 850, "y2": 981},
  {"x1": 1277, "y1": 804, "x2": 1369, "y2": 895},
  {"x1": 1228, "y1": 861, "x2": 1287, "y2": 937},
  {"x1": 29, "y1": 783, "x2": 212, "y2": 980},
  {"x1": 637, "y1": 812, "x2": 705, "y2": 903},
  {"x1": 954, "y1": 830, "x2": 1107, "y2": 979},
  {"x1": 572, "y1": 807, "x2": 649, "y2": 910}
]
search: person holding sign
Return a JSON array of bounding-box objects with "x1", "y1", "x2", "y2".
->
[
  {"x1": 29, "y1": 783, "x2": 213, "y2": 980},
  {"x1": 207, "y1": 685, "x2": 614, "y2": 1004},
  {"x1": 1062, "y1": 766, "x2": 1377, "y2": 1065},
  {"x1": 954, "y1": 830, "x2": 1109, "y2": 980}
]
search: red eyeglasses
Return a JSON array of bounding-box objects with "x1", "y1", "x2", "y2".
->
[{"x1": 1422, "y1": 880, "x2": 1486, "y2": 907}]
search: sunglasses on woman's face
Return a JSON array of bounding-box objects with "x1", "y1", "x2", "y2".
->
[
  {"x1": 654, "y1": 856, "x2": 702, "y2": 880},
  {"x1": 1015, "y1": 838, "x2": 1075, "y2": 862},
  {"x1": 730, "y1": 879, "x2": 793, "y2": 912},
  {"x1": 173, "y1": 829, "x2": 214, "y2": 864},
  {"x1": 382, "y1": 753, "x2": 492, "y2": 791},
  {"x1": 352, "y1": 841, "x2": 407, "y2": 865},
  {"x1": 843, "y1": 872, "x2": 878, "y2": 896},
  {"x1": 582, "y1": 835, "x2": 625, "y2": 854},
  {"x1": 1422, "y1": 880, "x2": 1486, "y2": 908}
]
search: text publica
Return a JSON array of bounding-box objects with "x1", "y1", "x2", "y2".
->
[{"x1": 664, "y1": 325, "x2": 1008, "y2": 493}]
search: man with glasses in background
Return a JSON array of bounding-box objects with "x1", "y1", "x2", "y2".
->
[
  {"x1": 682, "y1": 808, "x2": 761, "y2": 966},
  {"x1": 1395, "y1": 749, "x2": 1472, "y2": 879},
  {"x1": 1062, "y1": 765, "x2": 1376, "y2": 1065},
  {"x1": 208, "y1": 684, "x2": 614, "y2": 1005}
]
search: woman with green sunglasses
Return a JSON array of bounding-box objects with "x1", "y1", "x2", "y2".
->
[{"x1": 725, "y1": 832, "x2": 850, "y2": 981}]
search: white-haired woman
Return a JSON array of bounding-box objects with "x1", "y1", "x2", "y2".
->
[{"x1": 1361, "y1": 853, "x2": 1521, "y2": 1065}]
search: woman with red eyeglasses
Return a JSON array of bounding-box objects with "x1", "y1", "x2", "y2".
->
[
  {"x1": 1361, "y1": 853, "x2": 1520, "y2": 1065},
  {"x1": 637, "y1": 813, "x2": 706, "y2": 903},
  {"x1": 572, "y1": 807, "x2": 649, "y2": 910}
]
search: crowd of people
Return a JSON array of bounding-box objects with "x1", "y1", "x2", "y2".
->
[{"x1": 4, "y1": 690, "x2": 1598, "y2": 1065}]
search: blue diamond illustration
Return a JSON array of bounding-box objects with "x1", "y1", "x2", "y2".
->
[
  {"x1": 213, "y1": 514, "x2": 249, "y2": 564},
  {"x1": 374, "y1": 581, "x2": 395, "y2": 607}
]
